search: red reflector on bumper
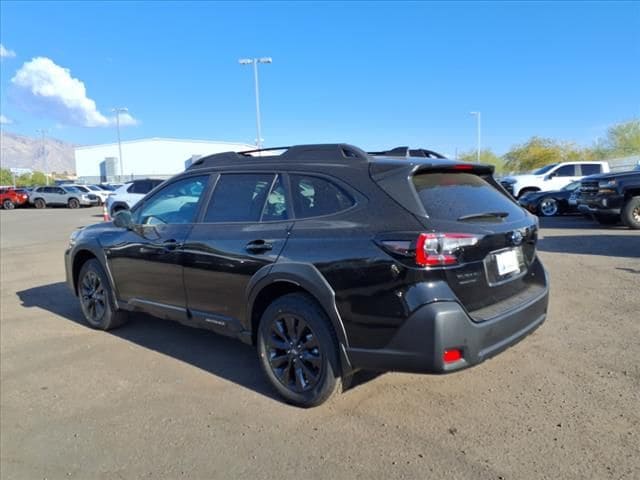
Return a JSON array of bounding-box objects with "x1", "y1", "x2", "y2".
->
[{"x1": 443, "y1": 349, "x2": 462, "y2": 363}]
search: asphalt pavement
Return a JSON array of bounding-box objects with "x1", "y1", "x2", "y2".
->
[{"x1": 1, "y1": 209, "x2": 639, "y2": 479}]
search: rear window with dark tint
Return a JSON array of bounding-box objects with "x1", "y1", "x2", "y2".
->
[
  {"x1": 290, "y1": 175, "x2": 354, "y2": 219},
  {"x1": 412, "y1": 173, "x2": 524, "y2": 221}
]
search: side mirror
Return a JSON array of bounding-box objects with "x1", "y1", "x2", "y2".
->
[
  {"x1": 113, "y1": 210, "x2": 134, "y2": 229},
  {"x1": 545, "y1": 172, "x2": 556, "y2": 180}
]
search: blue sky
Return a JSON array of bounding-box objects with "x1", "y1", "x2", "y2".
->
[{"x1": 1, "y1": 1, "x2": 639, "y2": 155}]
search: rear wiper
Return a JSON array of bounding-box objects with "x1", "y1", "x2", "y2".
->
[{"x1": 457, "y1": 211, "x2": 509, "y2": 221}]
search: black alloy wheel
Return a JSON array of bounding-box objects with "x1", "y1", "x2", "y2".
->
[
  {"x1": 77, "y1": 259, "x2": 128, "y2": 330},
  {"x1": 266, "y1": 314, "x2": 323, "y2": 393},
  {"x1": 80, "y1": 270, "x2": 106, "y2": 326},
  {"x1": 257, "y1": 293, "x2": 341, "y2": 407},
  {"x1": 68, "y1": 198, "x2": 80, "y2": 209}
]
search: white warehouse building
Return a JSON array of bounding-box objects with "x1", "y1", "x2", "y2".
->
[{"x1": 75, "y1": 137, "x2": 255, "y2": 183}]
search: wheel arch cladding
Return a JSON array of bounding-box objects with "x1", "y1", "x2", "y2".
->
[
  {"x1": 247, "y1": 262, "x2": 353, "y2": 373},
  {"x1": 72, "y1": 250, "x2": 98, "y2": 294}
]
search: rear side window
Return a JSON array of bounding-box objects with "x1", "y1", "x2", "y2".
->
[
  {"x1": 412, "y1": 173, "x2": 523, "y2": 221},
  {"x1": 581, "y1": 164, "x2": 601, "y2": 176},
  {"x1": 204, "y1": 174, "x2": 274, "y2": 223},
  {"x1": 290, "y1": 175, "x2": 354, "y2": 219}
]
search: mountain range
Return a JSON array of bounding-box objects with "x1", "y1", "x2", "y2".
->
[{"x1": 0, "y1": 130, "x2": 77, "y2": 174}]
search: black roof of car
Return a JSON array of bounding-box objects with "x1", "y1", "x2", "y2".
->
[{"x1": 186, "y1": 144, "x2": 490, "y2": 173}]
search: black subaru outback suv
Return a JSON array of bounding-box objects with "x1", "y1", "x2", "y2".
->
[{"x1": 65, "y1": 144, "x2": 549, "y2": 407}]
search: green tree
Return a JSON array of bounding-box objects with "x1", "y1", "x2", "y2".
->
[
  {"x1": 0, "y1": 168, "x2": 14, "y2": 186},
  {"x1": 30, "y1": 171, "x2": 48, "y2": 186},
  {"x1": 503, "y1": 137, "x2": 581, "y2": 173},
  {"x1": 599, "y1": 119, "x2": 640, "y2": 158},
  {"x1": 458, "y1": 149, "x2": 505, "y2": 173}
]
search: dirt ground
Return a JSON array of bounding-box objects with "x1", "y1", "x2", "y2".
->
[{"x1": 1, "y1": 208, "x2": 639, "y2": 479}]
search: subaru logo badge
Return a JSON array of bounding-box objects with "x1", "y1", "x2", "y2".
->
[{"x1": 511, "y1": 230, "x2": 523, "y2": 246}]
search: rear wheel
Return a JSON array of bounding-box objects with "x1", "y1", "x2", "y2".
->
[
  {"x1": 538, "y1": 197, "x2": 559, "y2": 217},
  {"x1": 78, "y1": 259, "x2": 128, "y2": 330},
  {"x1": 621, "y1": 197, "x2": 640, "y2": 229},
  {"x1": 2, "y1": 199, "x2": 15, "y2": 210},
  {"x1": 34, "y1": 198, "x2": 46, "y2": 209},
  {"x1": 68, "y1": 198, "x2": 80, "y2": 209},
  {"x1": 594, "y1": 213, "x2": 619, "y2": 225},
  {"x1": 257, "y1": 293, "x2": 341, "y2": 407}
]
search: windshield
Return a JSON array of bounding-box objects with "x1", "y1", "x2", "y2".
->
[
  {"x1": 562, "y1": 181, "x2": 580, "y2": 191},
  {"x1": 88, "y1": 185, "x2": 101, "y2": 191},
  {"x1": 63, "y1": 186, "x2": 81, "y2": 193},
  {"x1": 532, "y1": 163, "x2": 559, "y2": 175}
]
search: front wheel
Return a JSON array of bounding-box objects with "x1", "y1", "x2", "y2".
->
[
  {"x1": 68, "y1": 198, "x2": 80, "y2": 209},
  {"x1": 78, "y1": 259, "x2": 128, "y2": 330},
  {"x1": 621, "y1": 197, "x2": 640, "y2": 229},
  {"x1": 257, "y1": 293, "x2": 341, "y2": 407},
  {"x1": 2, "y1": 199, "x2": 15, "y2": 210},
  {"x1": 538, "y1": 197, "x2": 559, "y2": 217}
]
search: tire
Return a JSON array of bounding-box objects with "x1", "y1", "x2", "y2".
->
[
  {"x1": 538, "y1": 197, "x2": 559, "y2": 217},
  {"x1": 257, "y1": 293, "x2": 341, "y2": 407},
  {"x1": 68, "y1": 198, "x2": 80, "y2": 209},
  {"x1": 77, "y1": 259, "x2": 128, "y2": 330},
  {"x1": 621, "y1": 196, "x2": 640, "y2": 229},
  {"x1": 594, "y1": 213, "x2": 619, "y2": 225},
  {"x1": 34, "y1": 198, "x2": 46, "y2": 209},
  {"x1": 2, "y1": 199, "x2": 15, "y2": 210}
]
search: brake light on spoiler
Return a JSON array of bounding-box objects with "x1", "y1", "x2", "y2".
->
[{"x1": 415, "y1": 233, "x2": 480, "y2": 266}]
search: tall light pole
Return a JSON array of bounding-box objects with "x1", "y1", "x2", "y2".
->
[
  {"x1": 470, "y1": 111, "x2": 481, "y2": 163},
  {"x1": 36, "y1": 128, "x2": 49, "y2": 185},
  {"x1": 238, "y1": 57, "x2": 272, "y2": 150},
  {"x1": 112, "y1": 107, "x2": 128, "y2": 180}
]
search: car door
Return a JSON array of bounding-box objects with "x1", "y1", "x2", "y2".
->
[
  {"x1": 182, "y1": 173, "x2": 292, "y2": 333},
  {"x1": 104, "y1": 174, "x2": 210, "y2": 321},
  {"x1": 546, "y1": 164, "x2": 577, "y2": 190},
  {"x1": 49, "y1": 187, "x2": 67, "y2": 205}
]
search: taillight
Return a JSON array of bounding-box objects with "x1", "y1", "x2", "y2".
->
[{"x1": 416, "y1": 233, "x2": 480, "y2": 267}]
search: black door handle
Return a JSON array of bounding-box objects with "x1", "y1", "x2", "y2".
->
[{"x1": 245, "y1": 239, "x2": 273, "y2": 253}]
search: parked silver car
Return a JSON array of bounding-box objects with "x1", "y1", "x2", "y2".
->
[{"x1": 29, "y1": 186, "x2": 99, "y2": 209}]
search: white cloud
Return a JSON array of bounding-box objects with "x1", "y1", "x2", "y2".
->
[
  {"x1": 0, "y1": 114, "x2": 13, "y2": 124},
  {"x1": 10, "y1": 57, "x2": 138, "y2": 128},
  {"x1": 0, "y1": 44, "x2": 16, "y2": 59}
]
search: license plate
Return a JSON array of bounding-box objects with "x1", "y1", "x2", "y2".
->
[{"x1": 496, "y1": 249, "x2": 520, "y2": 276}]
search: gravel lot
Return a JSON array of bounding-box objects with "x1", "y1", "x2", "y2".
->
[{"x1": 1, "y1": 208, "x2": 639, "y2": 479}]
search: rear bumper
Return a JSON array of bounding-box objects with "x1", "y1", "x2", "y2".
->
[{"x1": 346, "y1": 284, "x2": 549, "y2": 374}]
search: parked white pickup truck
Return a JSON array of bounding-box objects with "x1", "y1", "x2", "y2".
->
[{"x1": 500, "y1": 161, "x2": 610, "y2": 198}]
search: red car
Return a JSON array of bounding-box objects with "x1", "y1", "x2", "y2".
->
[{"x1": 0, "y1": 188, "x2": 29, "y2": 209}]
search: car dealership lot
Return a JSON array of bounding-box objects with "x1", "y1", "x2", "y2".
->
[{"x1": 1, "y1": 209, "x2": 639, "y2": 479}]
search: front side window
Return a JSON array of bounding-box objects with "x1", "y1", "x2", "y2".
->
[
  {"x1": 204, "y1": 174, "x2": 274, "y2": 223},
  {"x1": 136, "y1": 175, "x2": 208, "y2": 225},
  {"x1": 290, "y1": 175, "x2": 354, "y2": 219},
  {"x1": 554, "y1": 165, "x2": 576, "y2": 177}
]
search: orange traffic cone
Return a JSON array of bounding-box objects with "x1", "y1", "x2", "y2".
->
[{"x1": 102, "y1": 203, "x2": 110, "y2": 222}]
